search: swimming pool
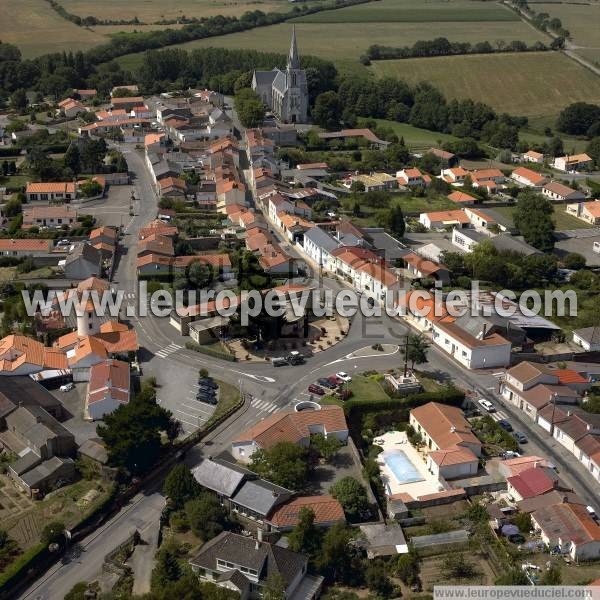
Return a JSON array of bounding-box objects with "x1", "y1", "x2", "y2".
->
[{"x1": 383, "y1": 450, "x2": 424, "y2": 484}]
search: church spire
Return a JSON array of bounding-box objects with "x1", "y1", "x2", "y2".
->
[{"x1": 287, "y1": 25, "x2": 300, "y2": 70}]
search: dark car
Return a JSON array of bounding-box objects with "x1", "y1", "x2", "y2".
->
[
  {"x1": 498, "y1": 419, "x2": 513, "y2": 432},
  {"x1": 197, "y1": 396, "x2": 217, "y2": 405},
  {"x1": 513, "y1": 431, "x2": 528, "y2": 444},
  {"x1": 198, "y1": 382, "x2": 218, "y2": 391},
  {"x1": 308, "y1": 384, "x2": 325, "y2": 396},
  {"x1": 328, "y1": 375, "x2": 342, "y2": 386},
  {"x1": 198, "y1": 378, "x2": 218, "y2": 389},
  {"x1": 197, "y1": 390, "x2": 216, "y2": 400},
  {"x1": 508, "y1": 533, "x2": 525, "y2": 544},
  {"x1": 317, "y1": 378, "x2": 336, "y2": 389}
]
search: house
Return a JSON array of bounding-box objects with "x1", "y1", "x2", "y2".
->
[
  {"x1": 573, "y1": 327, "x2": 600, "y2": 352},
  {"x1": 158, "y1": 177, "x2": 187, "y2": 198},
  {"x1": 137, "y1": 234, "x2": 174, "y2": 258},
  {"x1": 464, "y1": 206, "x2": 496, "y2": 230},
  {"x1": 355, "y1": 261, "x2": 400, "y2": 303},
  {"x1": 267, "y1": 495, "x2": 345, "y2": 531},
  {"x1": 26, "y1": 182, "x2": 76, "y2": 203},
  {"x1": 396, "y1": 168, "x2": 431, "y2": 187},
  {"x1": 543, "y1": 182, "x2": 586, "y2": 203},
  {"x1": 0, "y1": 238, "x2": 53, "y2": 258},
  {"x1": 566, "y1": 201, "x2": 600, "y2": 225},
  {"x1": 188, "y1": 531, "x2": 323, "y2": 600},
  {"x1": 553, "y1": 153, "x2": 593, "y2": 172},
  {"x1": 63, "y1": 243, "x2": 103, "y2": 280},
  {"x1": 10, "y1": 455, "x2": 76, "y2": 497},
  {"x1": 229, "y1": 479, "x2": 293, "y2": 522},
  {"x1": 58, "y1": 98, "x2": 86, "y2": 118},
  {"x1": 111, "y1": 96, "x2": 145, "y2": 112},
  {"x1": 89, "y1": 226, "x2": 118, "y2": 249},
  {"x1": 447, "y1": 190, "x2": 477, "y2": 205},
  {"x1": 419, "y1": 210, "x2": 469, "y2": 230},
  {"x1": 67, "y1": 335, "x2": 108, "y2": 381},
  {"x1": 511, "y1": 167, "x2": 548, "y2": 188},
  {"x1": 553, "y1": 411, "x2": 600, "y2": 455},
  {"x1": 85, "y1": 359, "x2": 130, "y2": 421},
  {"x1": 427, "y1": 148, "x2": 458, "y2": 168},
  {"x1": 523, "y1": 150, "x2": 544, "y2": 164},
  {"x1": 0, "y1": 335, "x2": 67, "y2": 376},
  {"x1": 441, "y1": 167, "x2": 469, "y2": 185},
  {"x1": 23, "y1": 205, "x2": 78, "y2": 230},
  {"x1": 531, "y1": 503, "x2": 600, "y2": 560},
  {"x1": 346, "y1": 172, "x2": 397, "y2": 193},
  {"x1": 506, "y1": 466, "x2": 561, "y2": 501},
  {"x1": 469, "y1": 169, "x2": 505, "y2": 184},
  {"x1": 409, "y1": 402, "x2": 481, "y2": 456},
  {"x1": 402, "y1": 252, "x2": 451, "y2": 284},
  {"x1": 192, "y1": 457, "x2": 253, "y2": 502},
  {"x1": 232, "y1": 406, "x2": 348, "y2": 463},
  {"x1": 318, "y1": 128, "x2": 389, "y2": 149}
]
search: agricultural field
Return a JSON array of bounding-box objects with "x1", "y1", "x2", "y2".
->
[
  {"x1": 118, "y1": 18, "x2": 548, "y2": 73},
  {"x1": 292, "y1": 0, "x2": 519, "y2": 23},
  {"x1": 535, "y1": 2, "x2": 600, "y2": 65},
  {"x1": 61, "y1": 0, "x2": 295, "y2": 22},
  {"x1": 365, "y1": 118, "x2": 459, "y2": 150},
  {"x1": 0, "y1": 0, "x2": 107, "y2": 57},
  {"x1": 370, "y1": 52, "x2": 600, "y2": 118}
]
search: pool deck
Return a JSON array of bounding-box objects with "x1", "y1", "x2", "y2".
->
[{"x1": 375, "y1": 431, "x2": 444, "y2": 500}]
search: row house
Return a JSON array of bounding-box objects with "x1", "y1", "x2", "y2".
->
[
  {"x1": 26, "y1": 182, "x2": 77, "y2": 203},
  {"x1": 510, "y1": 166, "x2": 548, "y2": 188},
  {"x1": 544, "y1": 181, "x2": 586, "y2": 203},
  {"x1": 22, "y1": 205, "x2": 77, "y2": 229}
]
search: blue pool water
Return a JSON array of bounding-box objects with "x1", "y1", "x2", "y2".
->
[{"x1": 383, "y1": 450, "x2": 424, "y2": 484}]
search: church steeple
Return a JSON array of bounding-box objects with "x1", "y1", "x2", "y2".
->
[{"x1": 287, "y1": 25, "x2": 300, "y2": 71}]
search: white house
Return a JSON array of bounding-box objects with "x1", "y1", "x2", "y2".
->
[
  {"x1": 573, "y1": 327, "x2": 600, "y2": 352},
  {"x1": 441, "y1": 167, "x2": 469, "y2": 184},
  {"x1": 552, "y1": 153, "x2": 593, "y2": 173},
  {"x1": 543, "y1": 182, "x2": 586, "y2": 203},
  {"x1": 511, "y1": 167, "x2": 547, "y2": 188},
  {"x1": 86, "y1": 359, "x2": 130, "y2": 421},
  {"x1": 523, "y1": 150, "x2": 544, "y2": 164},
  {"x1": 419, "y1": 210, "x2": 470, "y2": 230}
]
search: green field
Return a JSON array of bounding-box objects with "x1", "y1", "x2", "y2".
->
[
  {"x1": 117, "y1": 17, "x2": 548, "y2": 73},
  {"x1": 62, "y1": 0, "x2": 295, "y2": 22},
  {"x1": 366, "y1": 118, "x2": 459, "y2": 149},
  {"x1": 0, "y1": 0, "x2": 107, "y2": 57},
  {"x1": 370, "y1": 52, "x2": 600, "y2": 117},
  {"x1": 293, "y1": 0, "x2": 518, "y2": 23},
  {"x1": 492, "y1": 205, "x2": 593, "y2": 231}
]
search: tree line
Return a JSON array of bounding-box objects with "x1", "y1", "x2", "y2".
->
[
  {"x1": 362, "y1": 36, "x2": 558, "y2": 64},
  {"x1": 45, "y1": 0, "x2": 143, "y2": 27}
]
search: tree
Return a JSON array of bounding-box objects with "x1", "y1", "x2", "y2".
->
[
  {"x1": 540, "y1": 565, "x2": 562, "y2": 585},
  {"x1": 366, "y1": 560, "x2": 395, "y2": 598},
  {"x1": 1, "y1": 161, "x2": 8, "y2": 177},
  {"x1": 563, "y1": 252, "x2": 586, "y2": 270},
  {"x1": 313, "y1": 91, "x2": 342, "y2": 130},
  {"x1": 288, "y1": 507, "x2": 321, "y2": 557},
  {"x1": 395, "y1": 550, "x2": 420, "y2": 585},
  {"x1": 350, "y1": 180, "x2": 365, "y2": 193},
  {"x1": 235, "y1": 88, "x2": 265, "y2": 128},
  {"x1": 310, "y1": 433, "x2": 342, "y2": 461},
  {"x1": 330, "y1": 476, "x2": 369, "y2": 520},
  {"x1": 185, "y1": 493, "x2": 228, "y2": 541},
  {"x1": 63, "y1": 144, "x2": 81, "y2": 176},
  {"x1": 250, "y1": 441, "x2": 309, "y2": 489},
  {"x1": 387, "y1": 203, "x2": 405, "y2": 237},
  {"x1": 78, "y1": 179, "x2": 102, "y2": 198},
  {"x1": 442, "y1": 553, "x2": 477, "y2": 580},
  {"x1": 10, "y1": 88, "x2": 27, "y2": 112},
  {"x1": 163, "y1": 464, "x2": 201, "y2": 508},
  {"x1": 97, "y1": 388, "x2": 177, "y2": 475},
  {"x1": 151, "y1": 539, "x2": 182, "y2": 590},
  {"x1": 317, "y1": 523, "x2": 361, "y2": 585},
  {"x1": 64, "y1": 583, "x2": 88, "y2": 600},
  {"x1": 263, "y1": 572, "x2": 287, "y2": 600},
  {"x1": 402, "y1": 334, "x2": 429, "y2": 373},
  {"x1": 188, "y1": 261, "x2": 214, "y2": 289},
  {"x1": 41, "y1": 521, "x2": 65, "y2": 546},
  {"x1": 512, "y1": 512, "x2": 532, "y2": 533},
  {"x1": 587, "y1": 136, "x2": 600, "y2": 167},
  {"x1": 514, "y1": 191, "x2": 555, "y2": 252},
  {"x1": 557, "y1": 102, "x2": 600, "y2": 136}
]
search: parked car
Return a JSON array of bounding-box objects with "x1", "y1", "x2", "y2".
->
[
  {"x1": 272, "y1": 357, "x2": 288, "y2": 367},
  {"x1": 336, "y1": 371, "x2": 352, "y2": 383},
  {"x1": 59, "y1": 382, "x2": 74, "y2": 392},
  {"x1": 501, "y1": 450, "x2": 521, "y2": 459},
  {"x1": 513, "y1": 431, "x2": 528, "y2": 444},
  {"x1": 328, "y1": 375, "x2": 343, "y2": 386},
  {"x1": 478, "y1": 398, "x2": 496, "y2": 413},
  {"x1": 197, "y1": 395, "x2": 217, "y2": 405},
  {"x1": 287, "y1": 351, "x2": 305, "y2": 365},
  {"x1": 198, "y1": 378, "x2": 218, "y2": 389},
  {"x1": 318, "y1": 378, "x2": 336, "y2": 389},
  {"x1": 308, "y1": 384, "x2": 325, "y2": 396},
  {"x1": 498, "y1": 419, "x2": 513, "y2": 432}
]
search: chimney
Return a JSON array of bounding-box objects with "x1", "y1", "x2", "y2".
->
[{"x1": 257, "y1": 528, "x2": 263, "y2": 543}]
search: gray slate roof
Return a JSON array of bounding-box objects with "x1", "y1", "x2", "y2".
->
[
  {"x1": 20, "y1": 456, "x2": 74, "y2": 488},
  {"x1": 65, "y1": 242, "x2": 102, "y2": 266},
  {"x1": 303, "y1": 227, "x2": 338, "y2": 252},
  {"x1": 253, "y1": 70, "x2": 277, "y2": 87},
  {"x1": 10, "y1": 450, "x2": 42, "y2": 475},
  {"x1": 192, "y1": 457, "x2": 252, "y2": 498},
  {"x1": 231, "y1": 479, "x2": 292, "y2": 516},
  {"x1": 573, "y1": 326, "x2": 600, "y2": 345},
  {"x1": 189, "y1": 531, "x2": 306, "y2": 587},
  {"x1": 490, "y1": 234, "x2": 540, "y2": 256}
]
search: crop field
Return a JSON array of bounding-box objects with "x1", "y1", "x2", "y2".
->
[
  {"x1": 61, "y1": 0, "x2": 293, "y2": 21},
  {"x1": 370, "y1": 52, "x2": 600, "y2": 117},
  {"x1": 116, "y1": 18, "x2": 548, "y2": 73},
  {"x1": 0, "y1": 0, "x2": 107, "y2": 57},
  {"x1": 293, "y1": 0, "x2": 518, "y2": 23}
]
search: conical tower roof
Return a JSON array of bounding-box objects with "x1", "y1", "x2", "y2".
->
[{"x1": 288, "y1": 25, "x2": 300, "y2": 70}]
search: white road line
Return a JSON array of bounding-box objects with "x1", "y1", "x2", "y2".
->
[
  {"x1": 492, "y1": 372, "x2": 505, "y2": 377},
  {"x1": 267, "y1": 405, "x2": 278, "y2": 413},
  {"x1": 182, "y1": 403, "x2": 212, "y2": 415},
  {"x1": 486, "y1": 386, "x2": 496, "y2": 390}
]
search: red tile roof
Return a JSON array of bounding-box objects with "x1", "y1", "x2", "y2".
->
[
  {"x1": 507, "y1": 466, "x2": 558, "y2": 499},
  {"x1": 268, "y1": 495, "x2": 345, "y2": 528}
]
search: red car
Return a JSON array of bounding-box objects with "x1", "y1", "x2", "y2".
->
[
  {"x1": 308, "y1": 384, "x2": 325, "y2": 396},
  {"x1": 328, "y1": 375, "x2": 343, "y2": 386}
]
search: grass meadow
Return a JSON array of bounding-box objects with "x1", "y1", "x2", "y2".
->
[{"x1": 369, "y1": 52, "x2": 600, "y2": 117}]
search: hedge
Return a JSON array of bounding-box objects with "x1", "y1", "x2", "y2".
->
[
  {"x1": 344, "y1": 387, "x2": 465, "y2": 419},
  {"x1": 185, "y1": 341, "x2": 236, "y2": 362},
  {"x1": 0, "y1": 543, "x2": 47, "y2": 591}
]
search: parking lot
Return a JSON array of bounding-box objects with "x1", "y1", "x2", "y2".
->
[{"x1": 76, "y1": 183, "x2": 134, "y2": 229}]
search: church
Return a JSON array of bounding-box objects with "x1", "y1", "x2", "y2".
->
[{"x1": 251, "y1": 26, "x2": 309, "y2": 124}]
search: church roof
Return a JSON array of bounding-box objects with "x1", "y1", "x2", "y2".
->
[
  {"x1": 272, "y1": 70, "x2": 287, "y2": 95},
  {"x1": 288, "y1": 24, "x2": 300, "y2": 70},
  {"x1": 253, "y1": 70, "x2": 277, "y2": 87}
]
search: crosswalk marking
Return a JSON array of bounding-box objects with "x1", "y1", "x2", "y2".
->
[
  {"x1": 155, "y1": 343, "x2": 183, "y2": 359},
  {"x1": 251, "y1": 398, "x2": 278, "y2": 413}
]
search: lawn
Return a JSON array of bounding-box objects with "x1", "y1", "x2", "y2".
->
[
  {"x1": 369, "y1": 52, "x2": 600, "y2": 118},
  {"x1": 0, "y1": 0, "x2": 107, "y2": 58},
  {"x1": 207, "y1": 378, "x2": 241, "y2": 424},
  {"x1": 62, "y1": 0, "x2": 297, "y2": 22},
  {"x1": 116, "y1": 19, "x2": 547, "y2": 73},
  {"x1": 365, "y1": 118, "x2": 459, "y2": 150},
  {"x1": 348, "y1": 375, "x2": 390, "y2": 402},
  {"x1": 293, "y1": 0, "x2": 517, "y2": 23},
  {"x1": 518, "y1": 128, "x2": 589, "y2": 154},
  {"x1": 0, "y1": 175, "x2": 29, "y2": 191},
  {"x1": 492, "y1": 204, "x2": 593, "y2": 232}
]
